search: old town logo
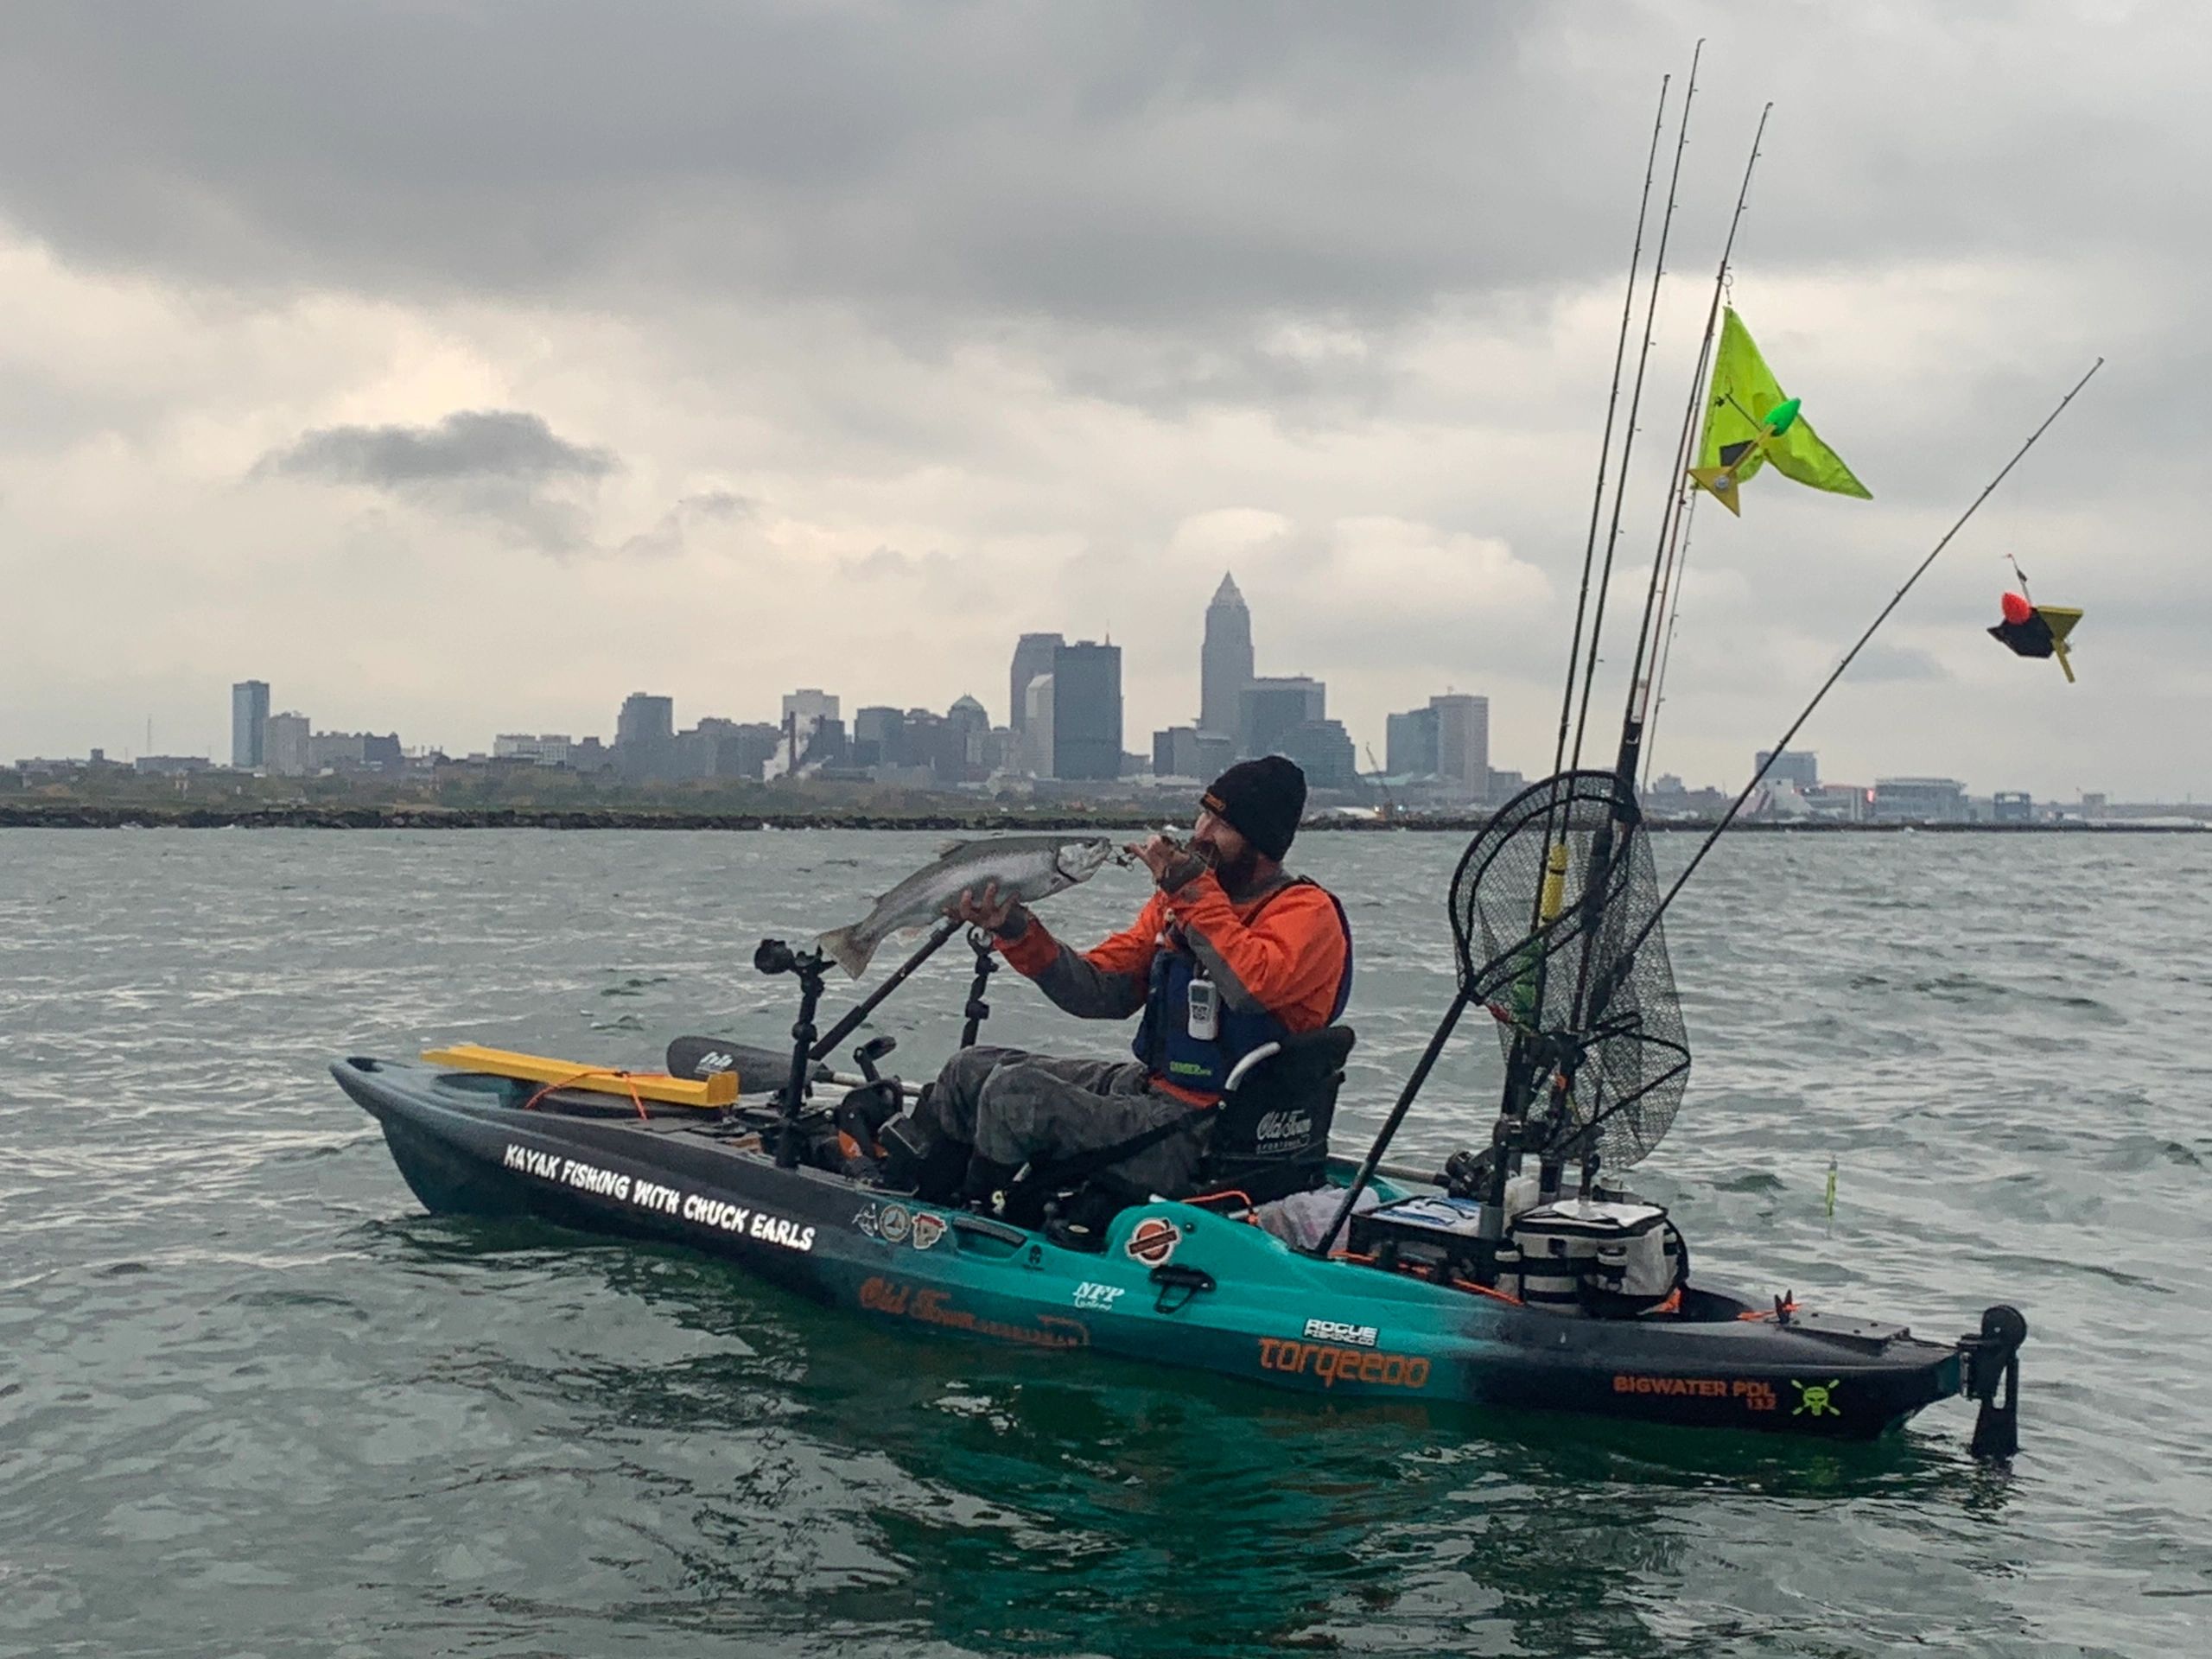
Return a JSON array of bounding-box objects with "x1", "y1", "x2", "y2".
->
[
  {"x1": 859, "y1": 1276, "x2": 1088, "y2": 1349},
  {"x1": 1125, "y1": 1216, "x2": 1182, "y2": 1268}
]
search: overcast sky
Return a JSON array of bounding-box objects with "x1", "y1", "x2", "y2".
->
[{"x1": 3, "y1": 1, "x2": 2202, "y2": 798}]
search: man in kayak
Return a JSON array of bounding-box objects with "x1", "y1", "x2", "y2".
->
[{"x1": 906, "y1": 755, "x2": 1353, "y2": 1207}]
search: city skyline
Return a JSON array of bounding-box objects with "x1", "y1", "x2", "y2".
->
[
  {"x1": 3, "y1": 10, "x2": 2204, "y2": 801},
  {"x1": 10, "y1": 556, "x2": 2182, "y2": 807}
]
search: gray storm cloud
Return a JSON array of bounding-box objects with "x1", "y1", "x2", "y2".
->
[{"x1": 256, "y1": 410, "x2": 618, "y2": 487}]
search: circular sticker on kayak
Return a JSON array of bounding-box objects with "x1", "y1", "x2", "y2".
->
[
  {"x1": 1125, "y1": 1217, "x2": 1181, "y2": 1268},
  {"x1": 878, "y1": 1204, "x2": 912, "y2": 1244}
]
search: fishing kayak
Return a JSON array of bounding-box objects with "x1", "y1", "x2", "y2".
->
[{"x1": 331, "y1": 1048, "x2": 2012, "y2": 1443}]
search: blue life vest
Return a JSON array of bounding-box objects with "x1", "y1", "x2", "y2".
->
[{"x1": 1133, "y1": 879, "x2": 1354, "y2": 1099}]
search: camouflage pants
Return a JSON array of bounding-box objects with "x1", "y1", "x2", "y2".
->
[{"x1": 920, "y1": 1045, "x2": 1211, "y2": 1198}]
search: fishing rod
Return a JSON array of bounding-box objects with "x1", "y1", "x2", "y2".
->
[
  {"x1": 810, "y1": 916, "x2": 961, "y2": 1061},
  {"x1": 1549, "y1": 73, "x2": 1671, "y2": 783},
  {"x1": 1624, "y1": 103, "x2": 1770, "y2": 749},
  {"x1": 1486, "y1": 54, "x2": 1698, "y2": 1227},
  {"x1": 1638, "y1": 489, "x2": 1700, "y2": 788},
  {"x1": 1568, "y1": 42, "x2": 1704, "y2": 773},
  {"x1": 1532, "y1": 105, "x2": 1771, "y2": 1202},
  {"x1": 1615, "y1": 357, "x2": 2106, "y2": 973}
]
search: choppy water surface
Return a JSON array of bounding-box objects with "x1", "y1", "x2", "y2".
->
[{"x1": 3, "y1": 828, "x2": 2209, "y2": 1657}]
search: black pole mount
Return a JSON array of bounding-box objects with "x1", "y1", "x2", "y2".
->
[
  {"x1": 1962, "y1": 1303, "x2": 2028, "y2": 1462},
  {"x1": 754, "y1": 937, "x2": 832, "y2": 1169},
  {"x1": 959, "y1": 926, "x2": 1000, "y2": 1049}
]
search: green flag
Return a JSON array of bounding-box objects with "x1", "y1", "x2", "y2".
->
[{"x1": 1692, "y1": 308, "x2": 1871, "y2": 510}]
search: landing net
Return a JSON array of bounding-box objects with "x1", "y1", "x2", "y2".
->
[{"x1": 1449, "y1": 769, "x2": 1691, "y2": 1170}]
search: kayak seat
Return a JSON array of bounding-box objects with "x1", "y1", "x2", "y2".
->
[
  {"x1": 1013, "y1": 1027, "x2": 1357, "y2": 1247},
  {"x1": 1196, "y1": 1024, "x2": 1355, "y2": 1205}
]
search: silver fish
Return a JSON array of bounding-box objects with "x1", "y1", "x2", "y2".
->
[{"x1": 817, "y1": 834, "x2": 1119, "y2": 979}]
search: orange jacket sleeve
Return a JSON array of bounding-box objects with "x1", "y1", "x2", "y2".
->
[{"x1": 997, "y1": 893, "x2": 1168, "y2": 1020}]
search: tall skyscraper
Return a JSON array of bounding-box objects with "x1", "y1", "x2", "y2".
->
[
  {"x1": 1009, "y1": 633, "x2": 1063, "y2": 737},
  {"x1": 1429, "y1": 694, "x2": 1490, "y2": 799},
  {"x1": 231, "y1": 680, "x2": 270, "y2": 769},
  {"x1": 1199, "y1": 573, "x2": 1253, "y2": 739},
  {"x1": 1051, "y1": 640, "x2": 1122, "y2": 781}
]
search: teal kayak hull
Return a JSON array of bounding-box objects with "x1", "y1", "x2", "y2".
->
[{"x1": 334, "y1": 1055, "x2": 1969, "y2": 1441}]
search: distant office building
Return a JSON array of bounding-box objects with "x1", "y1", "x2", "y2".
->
[
  {"x1": 615, "y1": 693, "x2": 676, "y2": 781},
  {"x1": 1200, "y1": 573, "x2": 1254, "y2": 741},
  {"x1": 802, "y1": 718, "x2": 848, "y2": 769},
  {"x1": 1009, "y1": 634, "x2": 1063, "y2": 738},
  {"x1": 494, "y1": 734, "x2": 573, "y2": 766},
  {"x1": 1276, "y1": 719, "x2": 1358, "y2": 791},
  {"x1": 308, "y1": 732, "x2": 366, "y2": 771},
  {"x1": 1021, "y1": 674, "x2": 1055, "y2": 778},
  {"x1": 852, "y1": 705, "x2": 905, "y2": 770},
  {"x1": 663, "y1": 719, "x2": 778, "y2": 781},
  {"x1": 768, "y1": 690, "x2": 842, "y2": 779},
  {"x1": 781, "y1": 689, "x2": 839, "y2": 727},
  {"x1": 616, "y1": 693, "x2": 675, "y2": 749},
  {"x1": 1429, "y1": 694, "x2": 1489, "y2": 798},
  {"x1": 722, "y1": 721, "x2": 782, "y2": 780},
  {"x1": 1386, "y1": 705, "x2": 1440, "y2": 777},
  {"x1": 135, "y1": 754, "x2": 213, "y2": 776},
  {"x1": 1238, "y1": 676, "x2": 1325, "y2": 760},
  {"x1": 231, "y1": 680, "x2": 270, "y2": 769},
  {"x1": 264, "y1": 712, "x2": 311, "y2": 777},
  {"x1": 300, "y1": 732, "x2": 398, "y2": 772},
  {"x1": 1153, "y1": 725, "x2": 1236, "y2": 781},
  {"x1": 889, "y1": 707, "x2": 949, "y2": 782},
  {"x1": 943, "y1": 696, "x2": 991, "y2": 782},
  {"x1": 1052, "y1": 641, "x2": 1122, "y2": 782},
  {"x1": 1757, "y1": 749, "x2": 1820, "y2": 791},
  {"x1": 1993, "y1": 791, "x2": 2033, "y2": 823},
  {"x1": 1872, "y1": 777, "x2": 1968, "y2": 823}
]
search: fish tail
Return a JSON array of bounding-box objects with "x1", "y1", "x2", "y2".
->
[{"x1": 817, "y1": 923, "x2": 875, "y2": 980}]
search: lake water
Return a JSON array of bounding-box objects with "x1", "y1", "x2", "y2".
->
[{"x1": 3, "y1": 828, "x2": 2208, "y2": 1657}]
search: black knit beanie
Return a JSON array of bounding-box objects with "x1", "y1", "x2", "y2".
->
[{"x1": 1202, "y1": 756, "x2": 1306, "y2": 861}]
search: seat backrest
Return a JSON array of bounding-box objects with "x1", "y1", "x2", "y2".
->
[{"x1": 1200, "y1": 1026, "x2": 1355, "y2": 1203}]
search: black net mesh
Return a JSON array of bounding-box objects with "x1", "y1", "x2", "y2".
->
[{"x1": 1448, "y1": 769, "x2": 1691, "y2": 1170}]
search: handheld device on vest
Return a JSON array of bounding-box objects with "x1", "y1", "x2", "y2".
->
[{"x1": 1133, "y1": 880, "x2": 1354, "y2": 1099}]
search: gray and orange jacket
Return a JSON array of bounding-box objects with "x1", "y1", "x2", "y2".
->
[{"x1": 998, "y1": 869, "x2": 1353, "y2": 1106}]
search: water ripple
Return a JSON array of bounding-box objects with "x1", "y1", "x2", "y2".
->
[{"x1": 3, "y1": 827, "x2": 2209, "y2": 1657}]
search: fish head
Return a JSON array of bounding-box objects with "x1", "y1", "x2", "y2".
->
[{"x1": 1053, "y1": 837, "x2": 1116, "y2": 884}]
